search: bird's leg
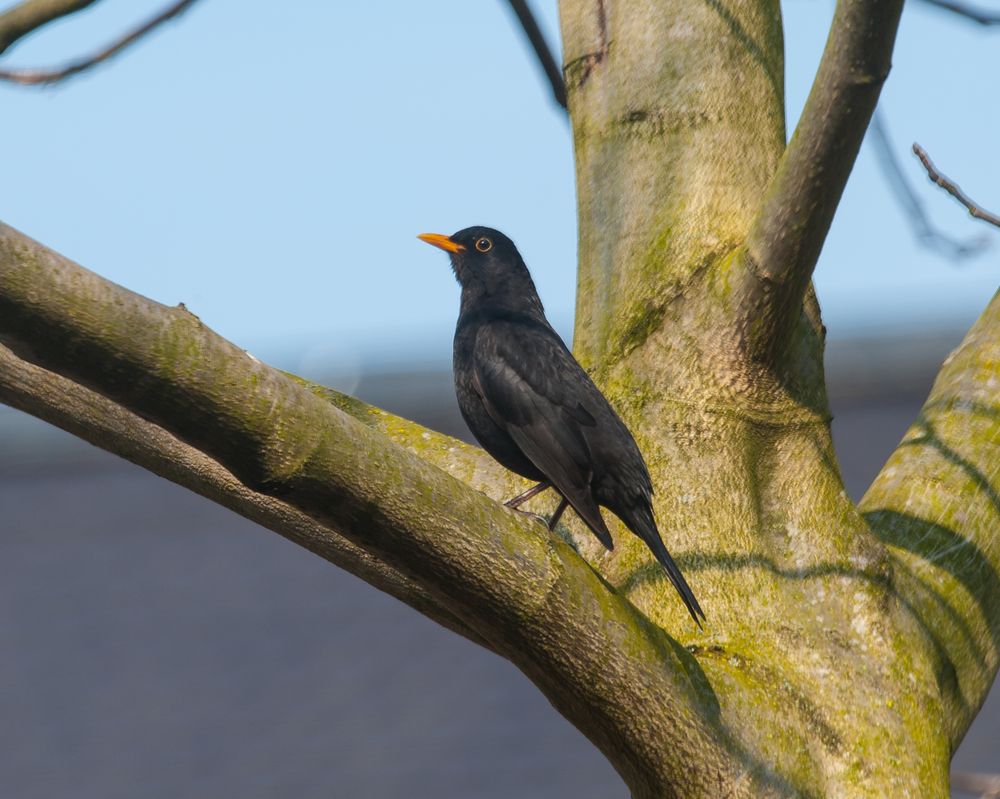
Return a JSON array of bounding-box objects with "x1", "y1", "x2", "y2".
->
[
  {"x1": 504, "y1": 481, "x2": 550, "y2": 508},
  {"x1": 547, "y1": 498, "x2": 569, "y2": 531}
]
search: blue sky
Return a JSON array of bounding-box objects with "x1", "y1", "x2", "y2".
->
[{"x1": 1, "y1": 1, "x2": 997, "y2": 379}]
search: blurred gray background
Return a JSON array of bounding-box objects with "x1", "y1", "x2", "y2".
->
[{"x1": 1, "y1": 331, "x2": 997, "y2": 798}]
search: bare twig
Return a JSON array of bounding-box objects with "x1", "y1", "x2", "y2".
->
[
  {"x1": 913, "y1": 143, "x2": 1000, "y2": 229},
  {"x1": 0, "y1": 0, "x2": 199, "y2": 86},
  {"x1": 739, "y1": 0, "x2": 903, "y2": 360},
  {"x1": 951, "y1": 770, "x2": 1000, "y2": 798},
  {"x1": 870, "y1": 112, "x2": 989, "y2": 259},
  {"x1": 919, "y1": 0, "x2": 1000, "y2": 25},
  {"x1": 0, "y1": 0, "x2": 99, "y2": 57},
  {"x1": 503, "y1": 0, "x2": 567, "y2": 109}
]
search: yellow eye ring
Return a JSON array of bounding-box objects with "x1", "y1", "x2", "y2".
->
[{"x1": 475, "y1": 237, "x2": 493, "y2": 253}]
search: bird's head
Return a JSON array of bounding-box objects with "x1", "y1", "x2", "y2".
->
[{"x1": 418, "y1": 226, "x2": 528, "y2": 291}]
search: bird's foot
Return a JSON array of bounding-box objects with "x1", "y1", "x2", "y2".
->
[{"x1": 547, "y1": 499, "x2": 569, "y2": 530}]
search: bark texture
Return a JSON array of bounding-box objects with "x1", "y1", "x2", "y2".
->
[
  {"x1": 0, "y1": 0, "x2": 994, "y2": 797},
  {"x1": 862, "y1": 293, "x2": 1000, "y2": 749},
  {"x1": 0, "y1": 224, "x2": 764, "y2": 797},
  {"x1": 555, "y1": 1, "x2": 946, "y2": 795}
]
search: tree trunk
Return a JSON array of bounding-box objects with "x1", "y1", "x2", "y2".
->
[
  {"x1": 1, "y1": 1, "x2": 995, "y2": 797},
  {"x1": 557, "y1": 1, "x2": 955, "y2": 795}
]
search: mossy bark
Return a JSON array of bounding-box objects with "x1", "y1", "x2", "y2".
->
[
  {"x1": 0, "y1": 0, "x2": 992, "y2": 797},
  {"x1": 554, "y1": 1, "x2": 946, "y2": 796},
  {"x1": 0, "y1": 223, "x2": 761, "y2": 797}
]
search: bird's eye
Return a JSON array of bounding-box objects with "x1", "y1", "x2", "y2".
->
[{"x1": 475, "y1": 237, "x2": 493, "y2": 253}]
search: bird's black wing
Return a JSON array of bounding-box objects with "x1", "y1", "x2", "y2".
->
[{"x1": 472, "y1": 319, "x2": 614, "y2": 549}]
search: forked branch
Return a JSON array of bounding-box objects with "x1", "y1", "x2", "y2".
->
[
  {"x1": 0, "y1": 221, "x2": 755, "y2": 798},
  {"x1": 739, "y1": 0, "x2": 903, "y2": 359}
]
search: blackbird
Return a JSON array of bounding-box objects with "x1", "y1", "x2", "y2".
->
[{"x1": 418, "y1": 226, "x2": 704, "y2": 625}]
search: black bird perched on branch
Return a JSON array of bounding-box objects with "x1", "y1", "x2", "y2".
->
[{"x1": 418, "y1": 226, "x2": 705, "y2": 626}]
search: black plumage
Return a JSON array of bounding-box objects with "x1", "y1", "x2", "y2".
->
[{"x1": 418, "y1": 226, "x2": 704, "y2": 626}]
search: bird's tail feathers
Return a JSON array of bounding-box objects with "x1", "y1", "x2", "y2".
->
[
  {"x1": 561, "y1": 489, "x2": 704, "y2": 627},
  {"x1": 561, "y1": 488, "x2": 614, "y2": 550},
  {"x1": 628, "y1": 504, "x2": 705, "y2": 627}
]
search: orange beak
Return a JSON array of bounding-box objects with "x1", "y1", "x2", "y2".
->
[{"x1": 418, "y1": 232, "x2": 465, "y2": 253}]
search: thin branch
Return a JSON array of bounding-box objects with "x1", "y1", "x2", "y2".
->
[
  {"x1": 0, "y1": 221, "x2": 748, "y2": 797},
  {"x1": 739, "y1": 0, "x2": 903, "y2": 360},
  {"x1": 919, "y1": 0, "x2": 1000, "y2": 25},
  {"x1": 0, "y1": 0, "x2": 199, "y2": 86},
  {"x1": 913, "y1": 142, "x2": 1000, "y2": 229},
  {"x1": 0, "y1": 0, "x2": 99, "y2": 57},
  {"x1": 503, "y1": 0, "x2": 567, "y2": 109},
  {"x1": 870, "y1": 112, "x2": 989, "y2": 259}
]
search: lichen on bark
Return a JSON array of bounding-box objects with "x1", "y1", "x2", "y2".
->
[{"x1": 0, "y1": 0, "x2": 994, "y2": 796}]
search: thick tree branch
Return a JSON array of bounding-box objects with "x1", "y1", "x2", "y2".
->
[
  {"x1": 871, "y1": 113, "x2": 988, "y2": 259},
  {"x1": 503, "y1": 0, "x2": 566, "y2": 109},
  {"x1": 0, "y1": 0, "x2": 198, "y2": 85},
  {"x1": 738, "y1": 0, "x2": 903, "y2": 360},
  {"x1": 559, "y1": 0, "x2": 788, "y2": 374},
  {"x1": 0, "y1": 340, "x2": 494, "y2": 651},
  {"x1": 0, "y1": 221, "x2": 760, "y2": 798},
  {"x1": 861, "y1": 289, "x2": 1000, "y2": 746},
  {"x1": 0, "y1": 0, "x2": 98, "y2": 57},
  {"x1": 913, "y1": 143, "x2": 1000, "y2": 230}
]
